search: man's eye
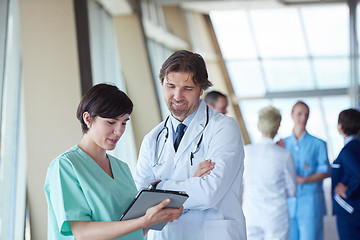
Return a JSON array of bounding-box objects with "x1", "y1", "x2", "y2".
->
[
  {"x1": 107, "y1": 121, "x2": 115, "y2": 125},
  {"x1": 185, "y1": 88, "x2": 193, "y2": 91}
]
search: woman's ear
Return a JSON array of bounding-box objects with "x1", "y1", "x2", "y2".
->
[
  {"x1": 83, "y1": 112, "x2": 92, "y2": 129},
  {"x1": 337, "y1": 123, "x2": 346, "y2": 138}
]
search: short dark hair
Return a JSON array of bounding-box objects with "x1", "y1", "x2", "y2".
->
[
  {"x1": 338, "y1": 108, "x2": 360, "y2": 136},
  {"x1": 76, "y1": 83, "x2": 133, "y2": 133},
  {"x1": 204, "y1": 91, "x2": 227, "y2": 106},
  {"x1": 291, "y1": 100, "x2": 310, "y2": 114},
  {"x1": 159, "y1": 50, "x2": 212, "y2": 90}
]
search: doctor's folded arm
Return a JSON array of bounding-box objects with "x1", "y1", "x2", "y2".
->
[{"x1": 134, "y1": 50, "x2": 247, "y2": 240}]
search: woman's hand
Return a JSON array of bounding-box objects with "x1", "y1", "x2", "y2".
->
[
  {"x1": 193, "y1": 159, "x2": 215, "y2": 178},
  {"x1": 68, "y1": 199, "x2": 183, "y2": 240},
  {"x1": 276, "y1": 138, "x2": 285, "y2": 148},
  {"x1": 141, "y1": 199, "x2": 183, "y2": 228},
  {"x1": 296, "y1": 175, "x2": 306, "y2": 184}
]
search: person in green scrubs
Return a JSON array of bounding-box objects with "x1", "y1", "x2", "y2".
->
[{"x1": 44, "y1": 83, "x2": 183, "y2": 240}]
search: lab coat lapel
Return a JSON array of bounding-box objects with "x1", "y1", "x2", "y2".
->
[
  {"x1": 164, "y1": 117, "x2": 176, "y2": 155},
  {"x1": 174, "y1": 101, "x2": 207, "y2": 164}
]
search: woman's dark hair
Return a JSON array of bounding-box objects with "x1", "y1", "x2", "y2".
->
[
  {"x1": 159, "y1": 50, "x2": 213, "y2": 90},
  {"x1": 338, "y1": 108, "x2": 360, "y2": 136},
  {"x1": 76, "y1": 83, "x2": 133, "y2": 133}
]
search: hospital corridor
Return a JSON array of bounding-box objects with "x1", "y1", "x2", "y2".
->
[{"x1": 1, "y1": 0, "x2": 359, "y2": 239}]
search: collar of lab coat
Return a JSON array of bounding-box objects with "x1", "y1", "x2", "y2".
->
[
  {"x1": 170, "y1": 100, "x2": 209, "y2": 161},
  {"x1": 258, "y1": 137, "x2": 274, "y2": 144},
  {"x1": 169, "y1": 102, "x2": 199, "y2": 143}
]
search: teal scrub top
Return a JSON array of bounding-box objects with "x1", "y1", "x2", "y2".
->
[
  {"x1": 284, "y1": 132, "x2": 330, "y2": 218},
  {"x1": 44, "y1": 145, "x2": 143, "y2": 240}
]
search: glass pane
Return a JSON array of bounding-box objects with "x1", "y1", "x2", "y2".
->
[
  {"x1": 263, "y1": 59, "x2": 314, "y2": 91},
  {"x1": 250, "y1": 8, "x2": 307, "y2": 58},
  {"x1": 302, "y1": 5, "x2": 349, "y2": 57},
  {"x1": 239, "y1": 99, "x2": 271, "y2": 143},
  {"x1": 210, "y1": 10, "x2": 257, "y2": 60},
  {"x1": 227, "y1": 60, "x2": 265, "y2": 97},
  {"x1": 358, "y1": 58, "x2": 360, "y2": 85},
  {"x1": 88, "y1": 1, "x2": 138, "y2": 171},
  {"x1": 147, "y1": 40, "x2": 172, "y2": 120},
  {"x1": 322, "y1": 96, "x2": 351, "y2": 161},
  {"x1": 314, "y1": 58, "x2": 349, "y2": 89},
  {"x1": 1, "y1": 0, "x2": 22, "y2": 237}
]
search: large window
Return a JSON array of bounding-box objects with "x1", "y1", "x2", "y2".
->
[
  {"x1": 141, "y1": 0, "x2": 189, "y2": 120},
  {"x1": 87, "y1": 0, "x2": 138, "y2": 171},
  {"x1": 0, "y1": 0, "x2": 27, "y2": 239},
  {"x1": 211, "y1": 4, "x2": 353, "y2": 161}
]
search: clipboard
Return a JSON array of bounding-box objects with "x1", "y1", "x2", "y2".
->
[{"x1": 119, "y1": 189, "x2": 189, "y2": 230}]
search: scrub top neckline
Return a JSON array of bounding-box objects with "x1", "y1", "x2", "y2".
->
[
  {"x1": 291, "y1": 131, "x2": 308, "y2": 143},
  {"x1": 75, "y1": 145, "x2": 118, "y2": 183}
]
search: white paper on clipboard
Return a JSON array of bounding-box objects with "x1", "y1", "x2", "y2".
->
[{"x1": 119, "y1": 189, "x2": 189, "y2": 230}]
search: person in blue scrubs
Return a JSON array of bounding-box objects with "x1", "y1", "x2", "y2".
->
[
  {"x1": 44, "y1": 83, "x2": 183, "y2": 240},
  {"x1": 332, "y1": 108, "x2": 360, "y2": 240},
  {"x1": 283, "y1": 101, "x2": 330, "y2": 240}
]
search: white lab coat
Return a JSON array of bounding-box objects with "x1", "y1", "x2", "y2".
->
[
  {"x1": 134, "y1": 100, "x2": 247, "y2": 240},
  {"x1": 242, "y1": 138, "x2": 296, "y2": 240}
]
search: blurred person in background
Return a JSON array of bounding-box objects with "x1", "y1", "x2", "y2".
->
[
  {"x1": 243, "y1": 105, "x2": 296, "y2": 240},
  {"x1": 283, "y1": 101, "x2": 330, "y2": 240},
  {"x1": 331, "y1": 108, "x2": 360, "y2": 240},
  {"x1": 204, "y1": 90, "x2": 228, "y2": 115}
]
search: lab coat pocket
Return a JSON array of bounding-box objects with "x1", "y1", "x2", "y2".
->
[{"x1": 204, "y1": 220, "x2": 242, "y2": 240}]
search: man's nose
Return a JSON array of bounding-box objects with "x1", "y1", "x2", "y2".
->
[{"x1": 173, "y1": 89, "x2": 183, "y2": 100}]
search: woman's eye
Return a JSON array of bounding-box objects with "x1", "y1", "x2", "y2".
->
[{"x1": 122, "y1": 122, "x2": 127, "y2": 126}]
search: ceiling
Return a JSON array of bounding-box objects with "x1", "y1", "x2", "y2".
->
[{"x1": 155, "y1": 0, "x2": 345, "y2": 14}]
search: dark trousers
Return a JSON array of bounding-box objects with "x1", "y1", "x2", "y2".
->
[{"x1": 336, "y1": 210, "x2": 360, "y2": 240}]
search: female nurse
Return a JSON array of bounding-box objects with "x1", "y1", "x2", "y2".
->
[
  {"x1": 332, "y1": 108, "x2": 360, "y2": 240},
  {"x1": 44, "y1": 83, "x2": 183, "y2": 240},
  {"x1": 283, "y1": 101, "x2": 330, "y2": 240}
]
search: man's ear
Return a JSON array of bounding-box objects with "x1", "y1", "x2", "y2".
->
[{"x1": 83, "y1": 112, "x2": 92, "y2": 129}]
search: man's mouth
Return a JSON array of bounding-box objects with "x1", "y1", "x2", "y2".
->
[{"x1": 108, "y1": 138, "x2": 119, "y2": 144}]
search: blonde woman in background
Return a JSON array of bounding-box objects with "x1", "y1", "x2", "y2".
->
[{"x1": 243, "y1": 106, "x2": 297, "y2": 240}]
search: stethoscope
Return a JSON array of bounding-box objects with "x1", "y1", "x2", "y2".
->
[{"x1": 152, "y1": 106, "x2": 209, "y2": 167}]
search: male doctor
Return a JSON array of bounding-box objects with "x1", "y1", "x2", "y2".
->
[{"x1": 134, "y1": 50, "x2": 247, "y2": 240}]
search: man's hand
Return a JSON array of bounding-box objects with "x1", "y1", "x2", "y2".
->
[
  {"x1": 193, "y1": 159, "x2": 215, "y2": 178},
  {"x1": 335, "y1": 182, "x2": 348, "y2": 199}
]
